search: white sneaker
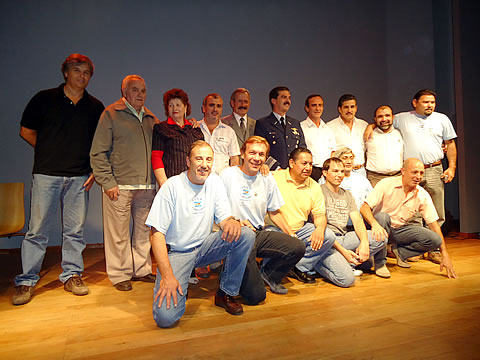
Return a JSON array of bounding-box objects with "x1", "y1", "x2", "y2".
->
[
  {"x1": 375, "y1": 265, "x2": 391, "y2": 278},
  {"x1": 188, "y1": 276, "x2": 199, "y2": 285},
  {"x1": 353, "y1": 269, "x2": 363, "y2": 277}
]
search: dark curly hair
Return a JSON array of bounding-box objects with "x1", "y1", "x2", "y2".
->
[{"x1": 163, "y1": 88, "x2": 192, "y2": 118}]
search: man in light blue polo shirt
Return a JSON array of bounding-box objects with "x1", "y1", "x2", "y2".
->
[
  {"x1": 393, "y1": 89, "x2": 457, "y2": 264},
  {"x1": 145, "y1": 140, "x2": 255, "y2": 328}
]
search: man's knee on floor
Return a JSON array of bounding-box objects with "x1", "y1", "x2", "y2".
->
[
  {"x1": 153, "y1": 304, "x2": 183, "y2": 328},
  {"x1": 336, "y1": 273, "x2": 355, "y2": 288},
  {"x1": 319, "y1": 268, "x2": 355, "y2": 288}
]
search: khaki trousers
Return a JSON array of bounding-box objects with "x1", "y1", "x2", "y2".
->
[
  {"x1": 366, "y1": 170, "x2": 401, "y2": 188},
  {"x1": 102, "y1": 189, "x2": 155, "y2": 285}
]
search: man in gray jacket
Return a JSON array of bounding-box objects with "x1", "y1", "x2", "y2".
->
[{"x1": 90, "y1": 75, "x2": 158, "y2": 291}]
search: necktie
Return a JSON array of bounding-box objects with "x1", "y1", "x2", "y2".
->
[
  {"x1": 280, "y1": 116, "x2": 286, "y2": 130},
  {"x1": 240, "y1": 117, "x2": 246, "y2": 136}
]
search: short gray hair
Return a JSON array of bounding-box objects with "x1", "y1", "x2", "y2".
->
[
  {"x1": 333, "y1": 147, "x2": 354, "y2": 159},
  {"x1": 121, "y1": 75, "x2": 145, "y2": 96}
]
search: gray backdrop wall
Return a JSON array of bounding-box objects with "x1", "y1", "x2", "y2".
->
[{"x1": 1, "y1": 0, "x2": 474, "y2": 249}]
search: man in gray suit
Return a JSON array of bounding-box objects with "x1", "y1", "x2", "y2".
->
[{"x1": 222, "y1": 88, "x2": 256, "y2": 149}]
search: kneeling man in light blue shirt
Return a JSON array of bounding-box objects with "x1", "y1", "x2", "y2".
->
[{"x1": 145, "y1": 140, "x2": 255, "y2": 328}]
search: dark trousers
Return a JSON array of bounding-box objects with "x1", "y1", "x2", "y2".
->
[
  {"x1": 239, "y1": 229, "x2": 305, "y2": 305},
  {"x1": 375, "y1": 212, "x2": 442, "y2": 260}
]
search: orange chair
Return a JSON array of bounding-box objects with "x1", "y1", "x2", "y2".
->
[{"x1": 0, "y1": 183, "x2": 26, "y2": 238}]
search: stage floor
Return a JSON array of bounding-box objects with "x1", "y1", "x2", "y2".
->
[{"x1": 1, "y1": 234, "x2": 479, "y2": 360}]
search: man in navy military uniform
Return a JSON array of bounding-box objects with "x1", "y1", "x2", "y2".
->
[{"x1": 254, "y1": 86, "x2": 306, "y2": 169}]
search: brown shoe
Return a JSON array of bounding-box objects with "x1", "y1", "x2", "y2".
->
[
  {"x1": 12, "y1": 285, "x2": 34, "y2": 305},
  {"x1": 214, "y1": 293, "x2": 243, "y2": 315},
  {"x1": 195, "y1": 266, "x2": 210, "y2": 279},
  {"x1": 131, "y1": 274, "x2": 156, "y2": 283},
  {"x1": 386, "y1": 244, "x2": 395, "y2": 259},
  {"x1": 114, "y1": 280, "x2": 132, "y2": 291},
  {"x1": 427, "y1": 250, "x2": 442, "y2": 264},
  {"x1": 64, "y1": 275, "x2": 89, "y2": 296},
  {"x1": 407, "y1": 254, "x2": 423, "y2": 262}
]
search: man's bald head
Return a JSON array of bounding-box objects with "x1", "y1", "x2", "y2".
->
[
  {"x1": 402, "y1": 158, "x2": 423, "y2": 170},
  {"x1": 401, "y1": 158, "x2": 424, "y2": 190}
]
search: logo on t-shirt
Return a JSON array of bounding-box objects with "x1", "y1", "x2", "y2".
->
[
  {"x1": 240, "y1": 186, "x2": 252, "y2": 201},
  {"x1": 192, "y1": 196, "x2": 205, "y2": 213}
]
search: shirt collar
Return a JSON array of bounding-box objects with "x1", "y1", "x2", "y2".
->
[
  {"x1": 411, "y1": 110, "x2": 430, "y2": 120},
  {"x1": 393, "y1": 177, "x2": 419, "y2": 197},
  {"x1": 304, "y1": 116, "x2": 325, "y2": 128},
  {"x1": 273, "y1": 112, "x2": 286, "y2": 122},
  {"x1": 167, "y1": 117, "x2": 192, "y2": 127},
  {"x1": 285, "y1": 168, "x2": 310, "y2": 188},
  {"x1": 122, "y1": 97, "x2": 145, "y2": 122},
  {"x1": 59, "y1": 83, "x2": 88, "y2": 102},
  {"x1": 199, "y1": 118, "x2": 223, "y2": 130},
  {"x1": 338, "y1": 115, "x2": 359, "y2": 124},
  {"x1": 233, "y1": 112, "x2": 248, "y2": 122},
  {"x1": 374, "y1": 126, "x2": 394, "y2": 134}
]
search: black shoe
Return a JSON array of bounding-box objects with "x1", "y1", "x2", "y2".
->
[
  {"x1": 131, "y1": 274, "x2": 156, "y2": 283},
  {"x1": 114, "y1": 280, "x2": 133, "y2": 291},
  {"x1": 288, "y1": 267, "x2": 316, "y2": 284}
]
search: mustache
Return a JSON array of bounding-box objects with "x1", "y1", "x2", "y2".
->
[
  {"x1": 238, "y1": 106, "x2": 248, "y2": 110},
  {"x1": 283, "y1": 101, "x2": 291, "y2": 106}
]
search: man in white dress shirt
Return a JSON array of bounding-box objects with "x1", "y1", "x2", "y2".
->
[
  {"x1": 300, "y1": 94, "x2": 336, "y2": 181},
  {"x1": 365, "y1": 105, "x2": 404, "y2": 187},
  {"x1": 327, "y1": 94, "x2": 368, "y2": 176},
  {"x1": 198, "y1": 93, "x2": 240, "y2": 175}
]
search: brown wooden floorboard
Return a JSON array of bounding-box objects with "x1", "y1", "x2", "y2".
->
[{"x1": 0, "y1": 235, "x2": 479, "y2": 360}]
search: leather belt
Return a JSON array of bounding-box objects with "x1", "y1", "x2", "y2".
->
[
  {"x1": 353, "y1": 164, "x2": 364, "y2": 170},
  {"x1": 424, "y1": 160, "x2": 442, "y2": 169},
  {"x1": 367, "y1": 169, "x2": 401, "y2": 176}
]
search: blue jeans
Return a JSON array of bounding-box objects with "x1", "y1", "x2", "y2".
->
[
  {"x1": 152, "y1": 227, "x2": 255, "y2": 328},
  {"x1": 14, "y1": 174, "x2": 89, "y2": 286},
  {"x1": 315, "y1": 226, "x2": 387, "y2": 288},
  {"x1": 293, "y1": 223, "x2": 337, "y2": 273}
]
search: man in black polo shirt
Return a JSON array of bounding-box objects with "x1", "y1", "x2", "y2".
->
[{"x1": 12, "y1": 54, "x2": 104, "y2": 305}]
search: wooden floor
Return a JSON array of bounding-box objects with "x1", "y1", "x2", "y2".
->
[{"x1": 1, "y1": 234, "x2": 480, "y2": 360}]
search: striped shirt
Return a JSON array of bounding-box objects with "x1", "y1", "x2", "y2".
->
[{"x1": 152, "y1": 117, "x2": 204, "y2": 178}]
